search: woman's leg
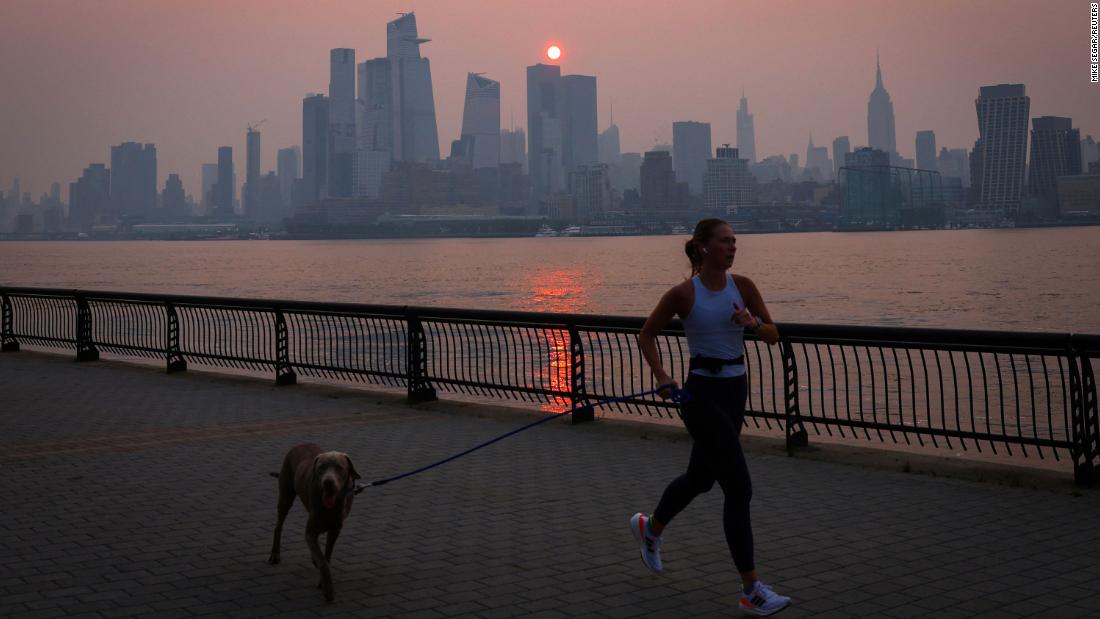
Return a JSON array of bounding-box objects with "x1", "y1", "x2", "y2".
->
[
  {"x1": 651, "y1": 440, "x2": 715, "y2": 534},
  {"x1": 680, "y1": 375, "x2": 755, "y2": 574},
  {"x1": 650, "y1": 375, "x2": 717, "y2": 533}
]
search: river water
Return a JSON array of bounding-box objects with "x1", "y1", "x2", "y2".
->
[{"x1": 2, "y1": 227, "x2": 1098, "y2": 332}]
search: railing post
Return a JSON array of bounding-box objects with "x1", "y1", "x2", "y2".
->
[
  {"x1": 75, "y1": 293, "x2": 99, "y2": 362},
  {"x1": 405, "y1": 310, "x2": 436, "y2": 403},
  {"x1": 274, "y1": 308, "x2": 296, "y2": 386},
  {"x1": 164, "y1": 302, "x2": 187, "y2": 373},
  {"x1": 568, "y1": 324, "x2": 594, "y2": 424},
  {"x1": 1069, "y1": 340, "x2": 1097, "y2": 487},
  {"x1": 780, "y1": 337, "x2": 808, "y2": 452},
  {"x1": 1, "y1": 293, "x2": 19, "y2": 352}
]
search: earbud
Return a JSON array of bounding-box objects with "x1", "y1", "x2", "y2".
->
[{"x1": 702, "y1": 248, "x2": 709, "y2": 254}]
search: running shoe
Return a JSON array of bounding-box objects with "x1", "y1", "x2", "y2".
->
[
  {"x1": 629, "y1": 512, "x2": 663, "y2": 573},
  {"x1": 739, "y1": 580, "x2": 791, "y2": 616}
]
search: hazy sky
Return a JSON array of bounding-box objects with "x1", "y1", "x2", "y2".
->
[{"x1": 1, "y1": 0, "x2": 1096, "y2": 200}]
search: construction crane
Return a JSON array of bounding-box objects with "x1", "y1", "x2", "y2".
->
[{"x1": 247, "y1": 118, "x2": 267, "y2": 132}]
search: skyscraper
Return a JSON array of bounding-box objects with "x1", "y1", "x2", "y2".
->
[
  {"x1": 568, "y1": 163, "x2": 611, "y2": 221},
  {"x1": 276, "y1": 147, "x2": 300, "y2": 207},
  {"x1": 867, "y1": 52, "x2": 897, "y2": 162},
  {"x1": 641, "y1": 150, "x2": 686, "y2": 211},
  {"x1": 328, "y1": 48, "x2": 356, "y2": 198},
  {"x1": 459, "y1": 73, "x2": 501, "y2": 170},
  {"x1": 302, "y1": 94, "x2": 329, "y2": 205},
  {"x1": 974, "y1": 84, "x2": 1030, "y2": 213},
  {"x1": 937, "y1": 148, "x2": 971, "y2": 187},
  {"x1": 161, "y1": 173, "x2": 187, "y2": 220},
  {"x1": 561, "y1": 74, "x2": 598, "y2": 173},
  {"x1": 244, "y1": 127, "x2": 261, "y2": 219},
  {"x1": 832, "y1": 136, "x2": 851, "y2": 181},
  {"x1": 1028, "y1": 116, "x2": 1082, "y2": 214},
  {"x1": 527, "y1": 63, "x2": 564, "y2": 198},
  {"x1": 915, "y1": 130, "x2": 937, "y2": 171},
  {"x1": 356, "y1": 58, "x2": 394, "y2": 198},
  {"x1": 704, "y1": 146, "x2": 754, "y2": 211},
  {"x1": 200, "y1": 163, "x2": 217, "y2": 214},
  {"x1": 500, "y1": 128, "x2": 526, "y2": 169},
  {"x1": 69, "y1": 163, "x2": 110, "y2": 230},
  {"x1": 1081, "y1": 135, "x2": 1098, "y2": 169},
  {"x1": 213, "y1": 146, "x2": 234, "y2": 220},
  {"x1": 387, "y1": 13, "x2": 440, "y2": 163},
  {"x1": 736, "y1": 93, "x2": 756, "y2": 163},
  {"x1": 598, "y1": 124, "x2": 621, "y2": 166},
  {"x1": 673, "y1": 121, "x2": 712, "y2": 195},
  {"x1": 109, "y1": 142, "x2": 157, "y2": 219},
  {"x1": 805, "y1": 134, "x2": 832, "y2": 181}
]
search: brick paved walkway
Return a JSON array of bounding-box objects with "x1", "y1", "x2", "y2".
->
[{"x1": 1, "y1": 353, "x2": 1098, "y2": 618}]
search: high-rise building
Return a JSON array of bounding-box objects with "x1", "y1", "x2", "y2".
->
[
  {"x1": 213, "y1": 146, "x2": 235, "y2": 220},
  {"x1": 500, "y1": 128, "x2": 526, "y2": 169},
  {"x1": 387, "y1": 13, "x2": 440, "y2": 163},
  {"x1": 302, "y1": 94, "x2": 329, "y2": 205},
  {"x1": 620, "y1": 152, "x2": 642, "y2": 191},
  {"x1": 561, "y1": 74, "x2": 598, "y2": 173},
  {"x1": 916, "y1": 130, "x2": 937, "y2": 171},
  {"x1": 640, "y1": 150, "x2": 687, "y2": 211},
  {"x1": 703, "y1": 146, "x2": 754, "y2": 211},
  {"x1": 936, "y1": 148, "x2": 970, "y2": 187},
  {"x1": 356, "y1": 58, "x2": 394, "y2": 199},
  {"x1": 736, "y1": 93, "x2": 756, "y2": 163},
  {"x1": 526, "y1": 63, "x2": 598, "y2": 201},
  {"x1": 277, "y1": 147, "x2": 300, "y2": 207},
  {"x1": 974, "y1": 84, "x2": 1030, "y2": 213},
  {"x1": 68, "y1": 163, "x2": 110, "y2": 230},
  {"x1": 672, "y1": 121, "x2": 712, "y2": 195},
  {"x1": 805, "y1": 134, "x2": 832, "y2": 181},
  {"x1": 598, "y1": 123, "x2": 621, "y2": 166},
  {"x1": 527, "y1": 63, "x2": 564, "y2": 198},
  {"x1": 1028, "y1": 116, "x2": 1082, "y2": 214},
  {"x1": 109, "y1": 142, "x2": 157, "y2": 219},
  {"x1": 832, "y1": 136, "x2": 851, "y2": 180},
  {"x1": 328, "y1": 48, "x2": 356, "y2": 198},
  {"x1": 1081, "y1": 135, "x2": 1098, "y2": 170},
  {"x1": 568, "y1": 163, "x2": 611, "y2": 221},
  {"x1": 161, "y1": 173, "x2": 187, "y2": 220},
  {"x1": 459, "y1": 73, "x2": 501, "y2": 170},
  {"x1": 867, "y1": 52, "x2": 897, "y2": 163},
  {"x1": 244, "y1": 127, "x2": 261, "y2": 219},
  {"x1": 200, "y1": 163, "x2": 218, "y2": 214}
]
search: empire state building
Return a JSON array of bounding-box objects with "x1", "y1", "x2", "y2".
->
[{"x1": 867, "y1": 52, "x2": 897, "y2": 162}]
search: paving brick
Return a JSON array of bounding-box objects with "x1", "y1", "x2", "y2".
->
[{"x1": 2, "y1": 352, "x2": 1098, "y2": 618}]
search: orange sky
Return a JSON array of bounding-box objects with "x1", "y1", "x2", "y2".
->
[{"x1": 0, "y1": 0, "x2": 1096, "y2": 199}]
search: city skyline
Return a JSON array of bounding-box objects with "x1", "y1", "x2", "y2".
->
[{"x1": 0, "y1": 0, "x2": 1096, "y2": 200}]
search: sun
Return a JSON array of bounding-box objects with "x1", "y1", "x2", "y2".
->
[{"x1": 546, "y1": 45, "x2": 562, "y2": 61}]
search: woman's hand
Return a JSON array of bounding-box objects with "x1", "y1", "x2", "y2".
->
[
  {"x1": 656, "y1": 377, "x2": 680, "y2": 400},
  {"x1": 731, "y1": 303, "x2": 760, "y2": 329}
]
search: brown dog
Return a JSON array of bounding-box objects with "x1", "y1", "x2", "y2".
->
[{"x1": 268, "y1": 443, "x2": 361, "y2": 602}]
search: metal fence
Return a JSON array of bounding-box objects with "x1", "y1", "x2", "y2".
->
[{"x1": 2, "y1": 286, "x2": 1097, "y2": 487}]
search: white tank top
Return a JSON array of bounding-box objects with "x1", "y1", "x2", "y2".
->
[{"x1": 682, "y1": 273, "x2": 747, "y2": 378}]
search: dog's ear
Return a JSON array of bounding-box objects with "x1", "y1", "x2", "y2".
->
[
  {"x1": 313, "y1": 454, "x2": 323, "y2": 478},
  {"x1": 344, "y1": 454, "x2": 361, "y2": 480}
]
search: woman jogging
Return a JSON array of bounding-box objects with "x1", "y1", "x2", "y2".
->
[{"x1": 632, "y1": 218, "x2": 790, "y2": 616}]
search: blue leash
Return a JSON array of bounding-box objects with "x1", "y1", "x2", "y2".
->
[{"x1": 355, "y1": 385, "x2": 689, "y2": 493}]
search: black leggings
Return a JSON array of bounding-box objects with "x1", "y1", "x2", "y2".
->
[{"x1": 654, "y1": 373, "x2": 754, "y2": 573}]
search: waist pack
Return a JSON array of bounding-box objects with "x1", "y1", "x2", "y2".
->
[{"x1": 689, "y1": 354, "x2": 746, "y2": 373}]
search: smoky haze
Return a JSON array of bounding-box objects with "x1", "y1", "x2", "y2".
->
[{"x1": 0, "y1": 0, "x2": 1095, "y2": 199}]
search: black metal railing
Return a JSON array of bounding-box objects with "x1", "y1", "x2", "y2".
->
[{"x1": 1, "y1": 286, "x2": 1097, "y2": 487}]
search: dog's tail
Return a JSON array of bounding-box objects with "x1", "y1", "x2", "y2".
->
[{"x1": 268, "y1": 472, "x2": 280, "y2": 479}]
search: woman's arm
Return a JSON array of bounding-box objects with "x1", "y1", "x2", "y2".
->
[
  {"x1": 735, "y1": 275, "x2": 780, "y2": 346},
  {"x1": 639, "y1": 285, "x2": 686, "y2": 397}
]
